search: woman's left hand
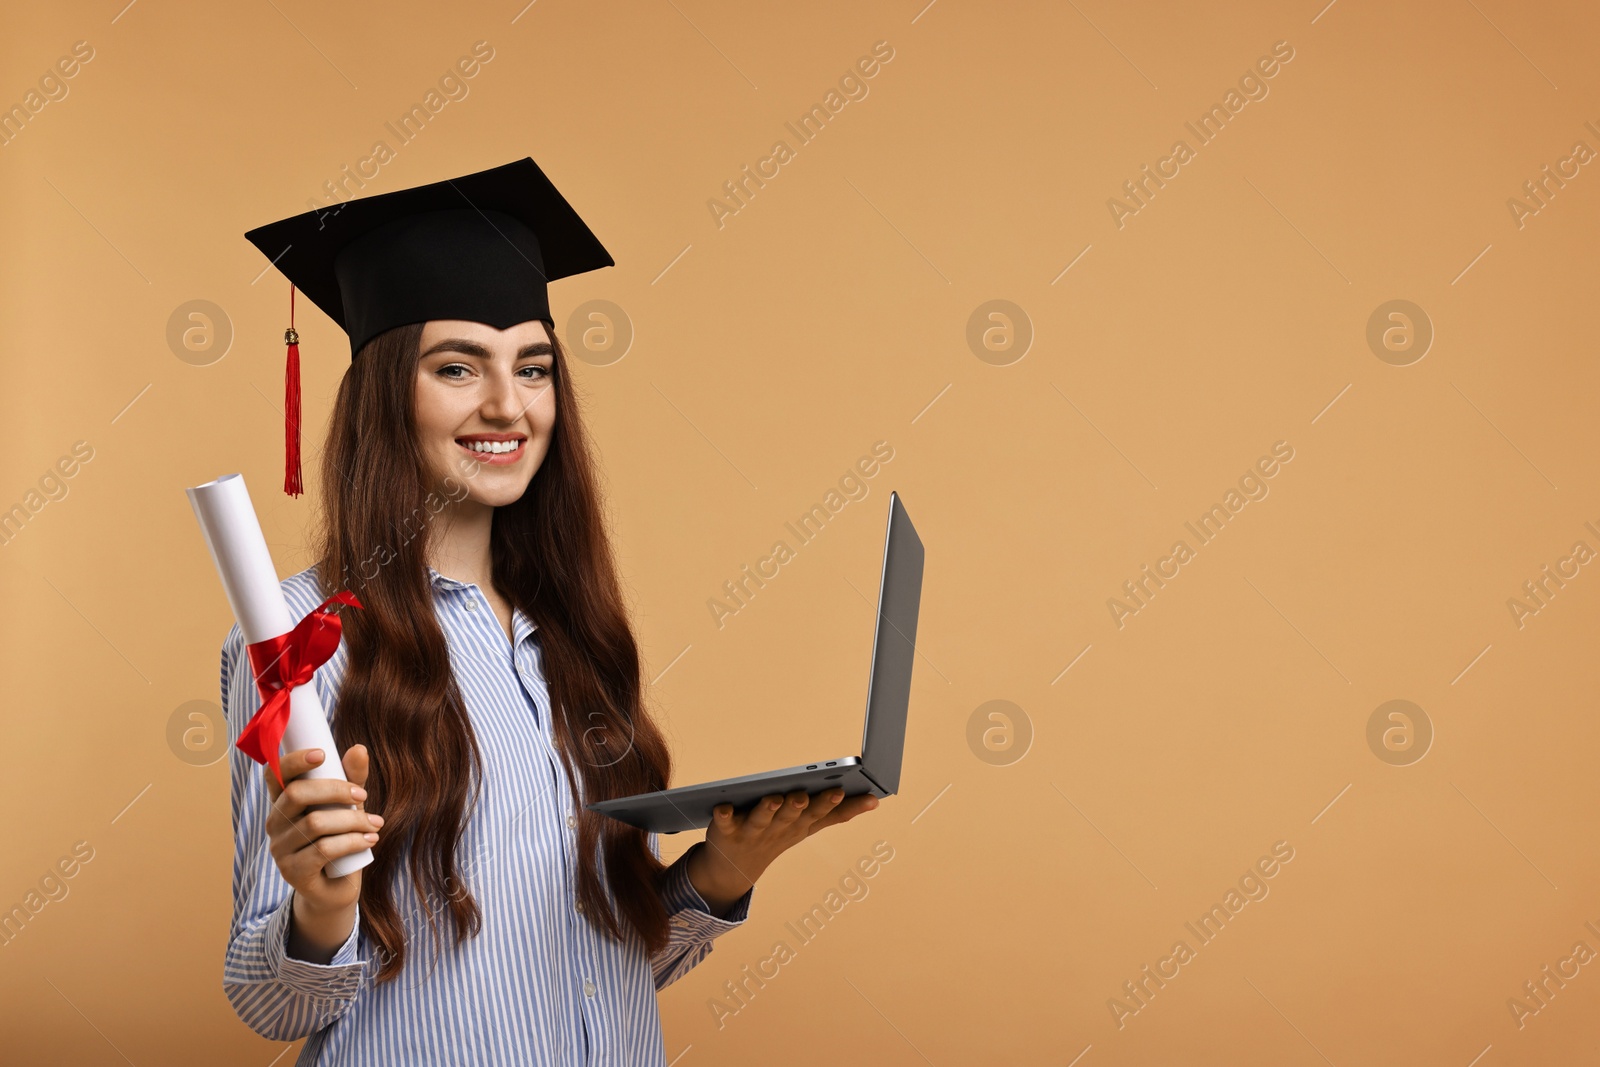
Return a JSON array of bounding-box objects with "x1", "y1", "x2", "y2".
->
[{"x1": 686, "y1": 787, "x2": 880, "y2": 914}]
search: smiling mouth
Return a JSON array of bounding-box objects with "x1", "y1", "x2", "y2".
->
[{"x1": 455, "y1": 436, "x2": 526, "y2": 462}]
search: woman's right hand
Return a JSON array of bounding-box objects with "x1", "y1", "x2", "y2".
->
[{"x1": 265, "y1": 744, "x2": 383, "y2": 957}]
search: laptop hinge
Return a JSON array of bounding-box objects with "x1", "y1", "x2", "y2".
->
[{"x1": 857, "y1": 765, "x2": 889, "y2": 794}]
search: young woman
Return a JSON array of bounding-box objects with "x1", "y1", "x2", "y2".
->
[{"x1": 223, "y1": 169, "x2": 879, "y2": 1063}]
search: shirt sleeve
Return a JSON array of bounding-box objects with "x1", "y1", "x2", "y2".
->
[
  {"x1": 220, "y1": 621, "x2": 370, "y2": 1041},
  {"x1": 648, "y1": 835, "x2": 754, "y2": 991}
]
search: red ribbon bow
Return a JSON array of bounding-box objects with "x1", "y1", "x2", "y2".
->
[{"x1": 238, "y1": 590, "x2": 363, "y2": 790}]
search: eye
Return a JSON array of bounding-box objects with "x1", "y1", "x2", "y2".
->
[
  {"x1": 436, "y1": 363, "x2": 472, "y2": 380},
  {"x1": 519, "y1": 364, "x2": 552, "y2": 380}
]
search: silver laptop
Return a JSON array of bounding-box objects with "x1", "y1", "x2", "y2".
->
[{"x1": 587, "y1": 491, "x2": 923, "y2": 834}]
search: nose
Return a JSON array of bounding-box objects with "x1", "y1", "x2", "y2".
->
[{"x1": 479, "y1": 362, "x2": 529, "y2": 425}]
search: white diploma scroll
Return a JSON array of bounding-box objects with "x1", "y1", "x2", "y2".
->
[{"x1": 186, "y1": 472, "x2": 373, "y2": 878}]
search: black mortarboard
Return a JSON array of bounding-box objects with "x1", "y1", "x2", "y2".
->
[{"x1": 243, "y1": 156, "x2": 614, "y2": 496}]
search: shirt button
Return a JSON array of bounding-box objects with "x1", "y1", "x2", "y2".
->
[
  {"x1": 463, "y1": 597, "x2": 478, "y2": 612},
  {"x1": 575, "y1": 900, "x2": 585, "y2": 914},
  {"x1": 670, "y1": 916, "x2": 688, "y2": 928},
  {"x1": 566, "y1": 814, "x2": 576, "y2": 828},
  {"x1": 583, "y1": 979, "x2": 596, "y2": 998}
]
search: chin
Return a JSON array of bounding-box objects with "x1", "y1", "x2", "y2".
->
[
  {"x1": 449, "y1": 473, "x2": 528, "y2": 504},
  {"x1": 478, "y1": 488, "x2": 533, "y2": 507}
]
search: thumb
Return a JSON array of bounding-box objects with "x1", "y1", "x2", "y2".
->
[{"x1": 343, "y1": 743, "x2": 371, "y2": 790}]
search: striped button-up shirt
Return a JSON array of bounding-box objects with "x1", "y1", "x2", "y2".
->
[{"x1": 221, "y1": 564, "x2": 752, "y2": 1065}]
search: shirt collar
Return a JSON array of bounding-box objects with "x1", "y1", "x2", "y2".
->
[
  {"x1": 426, "y1": 565, "x2": 473, "y2": 591},
  {"x1": 426, "y1": 565, "x2": 540, "y2": 639}
]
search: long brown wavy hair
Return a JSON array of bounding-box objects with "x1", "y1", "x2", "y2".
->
[{"x1": 310, "y1": 318, "x2": 676, "y2": 983}]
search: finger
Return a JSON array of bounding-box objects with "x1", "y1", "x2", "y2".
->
[
  {"x1": 709, "y1": 803, "x2": 737, "y2": 835},
  {"x1": 280, "y1": 829, "x2": 379, "y2": 882},
  {"x1": 291, "y1": 805, "x2": 385, "y2": 844},
  {"x1": 799, "y1": 788, "x2": 847, "y2": 824},
  {"x1": 808, "y1": 793, "x2": 880, "y2": 834},
  {"x1": 343, "y1": 744, "x2": 370, "y2": 791},
  {"x1": 274, "y1": 776, "x2": 370, "y2": 827},
  {"x1": 271, "y1": 800, "x2": 382, "y2": 859},
  {"x1": 273, "y1": 798, "x2": 384, "y2": 859},
  {"x1": 264, "y1": 747, "x2": 327, "y2": 803},
  {"x1": 340, "y1": 745, "x2": 372, "y2": 816},
  {"x1": 742, "y1": 794, "x2": 786, "y2": 831},
  {"x1": 770, "y1": 789, "x2": 812, "y2": 827}
]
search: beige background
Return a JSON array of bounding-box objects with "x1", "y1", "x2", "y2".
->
[{"x1": 2, "y1": 0, "x2": 1598, "y2": 1063}]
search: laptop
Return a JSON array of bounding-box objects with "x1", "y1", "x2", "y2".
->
[{"x1": 587, "y1": 491, "x2": 924, "y2": 834}]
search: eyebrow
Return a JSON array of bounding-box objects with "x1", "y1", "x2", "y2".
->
[{"x1": 421, "y1": 338, "x2": 554, "y2": 359}]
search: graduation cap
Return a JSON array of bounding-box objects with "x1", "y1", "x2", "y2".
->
[{"x1": 243, "y1": 156, "x2": 615, "y2": 496}]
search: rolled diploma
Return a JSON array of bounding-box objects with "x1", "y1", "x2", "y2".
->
[{"x1": 186, "y1": 472, "x2": 373, "y2": 878}]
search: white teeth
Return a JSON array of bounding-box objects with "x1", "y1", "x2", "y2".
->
[{"x1": 462, "y1": 439, "x2": 521, "y2": 454}]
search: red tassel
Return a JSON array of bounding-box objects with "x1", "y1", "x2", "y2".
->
[{"x1": 284, "y1": 284, "x2": 303, "y2": 497}]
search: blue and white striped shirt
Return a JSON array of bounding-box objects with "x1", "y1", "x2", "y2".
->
[{"x1": 221, "y1": 564, "x2": 753, "y2": 1065}]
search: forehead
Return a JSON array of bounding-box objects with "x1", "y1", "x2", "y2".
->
[{"x1": 419, "y1": 318, "x2": 552, "y2": 350}]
